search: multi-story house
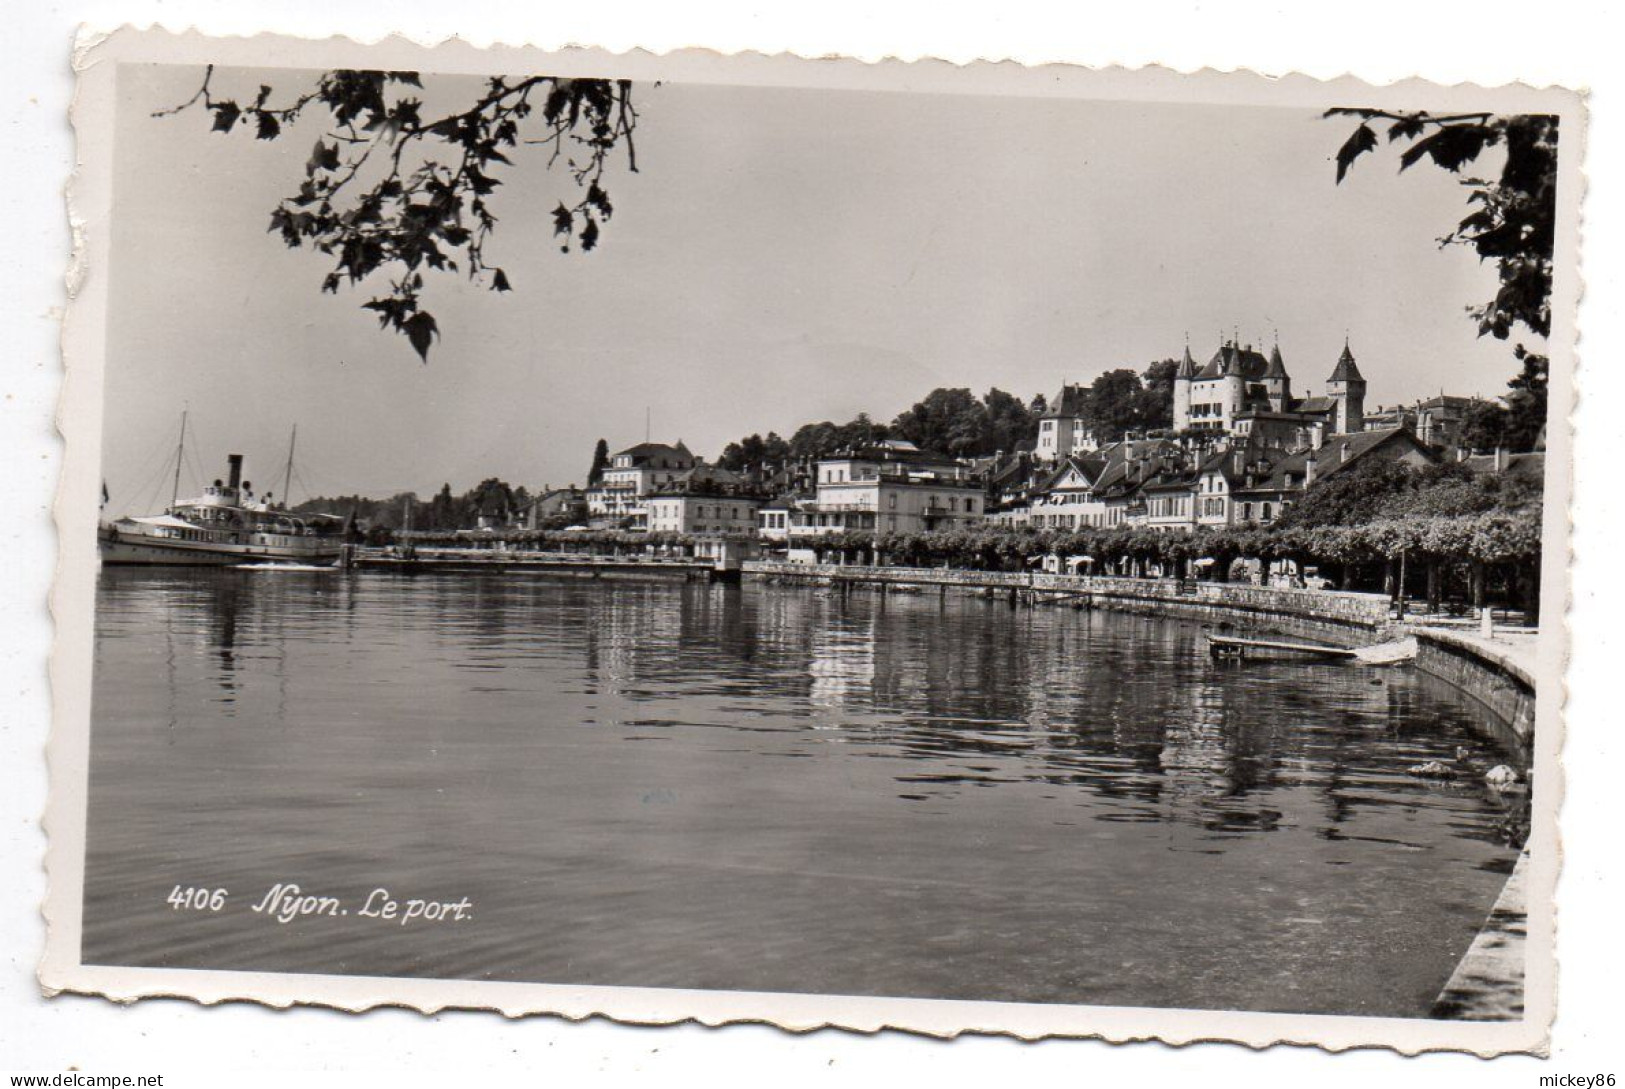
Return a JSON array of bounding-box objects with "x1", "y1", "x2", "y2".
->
[
  {"x1": 1028, "y1": 454, "x2": 1110, "y2": 530},
  {"x1": 799, "y1": 440, "x2": 984, "y2": 536},
  {"x1": 976, "y1": 449, "x2": 1046, "y2": 525},
  {"x1": 756, "y1": 494, "x2": 797, "y2": 543},
  {"x1": 1035, "y1": 384, "x2": 1097, "y2": 462},
  {"x1": 1412, "y1": 394, "x2": 1484, "y2": 448},
  {"x1": 1139, "y1": 455, "x2": 1201, "y2": 532},
  {"x1": 1027, "y1": 438, "x2": 1183, "y2": 529},
  {"x1": 644, "y1": 465, "x2": 766, "y2": 535},
  {"x1": 586, "y1": 440, "x2": 696, "y2": 527}
]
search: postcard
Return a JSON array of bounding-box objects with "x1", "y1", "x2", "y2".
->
[{"x1": 46, "y1": 27, "x2": 1581, "y2": 1054}]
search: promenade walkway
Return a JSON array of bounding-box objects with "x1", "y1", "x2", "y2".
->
[
  {"x1": 1432, "y1": 851, "x2": 1530, "y2": 1021},
  {"x1": 1405, "y1": 617, "x2": 1539, "y2": 680}
]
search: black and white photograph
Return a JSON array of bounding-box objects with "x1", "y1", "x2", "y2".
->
[{"x1": 42, "y1": 28, "x2": 1580, "y2": 1054}]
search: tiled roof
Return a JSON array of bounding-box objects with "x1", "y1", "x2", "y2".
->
[
  {"x1": 614, "y1": 440, "x2": 695, "y2": 463},
  {"x1": 1265, "y1": 343, "x2": 1289, "y2": 379},
  {"x1": 838, "y1": 443, "x2": 963, "y2": 469},
  {"x1": 1237, "y1": 410, "x2": 1318, "y2": 422},
  {"x1": 1231, "y1": 427, "x2": 1430, "y2": 495},
  {"x1": 1175, "y1": 345, "x2": 1199, "y2": 379},
  {"x1": 1043, "y1": 383, "x2": 1091, "y2": 419},
  {"x1": 1328, "y1": 341, "x2": 1364, "y2": 383},
  {"x1": 1290, "y1": 396, "x2": 1338, "y2": 414},
  {"x1": 1040, "y1": 455, "x2": 1104, "y2": 492},
  {"x1": 652, "y1": 464, "x2": 759, "y2": 497},
  {"x1": 1194, "y1": 342, "x2": 1272, "y2": 381},
  {"x1": 1416, "y1": 394, "x2": 1481, "y2": 410}
]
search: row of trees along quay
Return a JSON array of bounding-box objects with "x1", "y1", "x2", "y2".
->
[
  {"x1": 375, "y1": 508, "x2": 1540, "y2": 621},
  {"x1": 373, "y1": 452, "x2": 1543, "y2": 622}
]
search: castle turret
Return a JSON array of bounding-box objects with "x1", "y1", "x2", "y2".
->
[
  {"x1": 1222, "y1": 341, "x2": 1246, "y2": 422},
  {"x1": 1172, "y1": 344, "x2": 1197, "y2": 430},
  {"x1": 1264, "y1": 340, "x2": 1291, "y2": 412},
  {"x1": 1327, "y1": 338, "x2": 1367, "y2": 434}
]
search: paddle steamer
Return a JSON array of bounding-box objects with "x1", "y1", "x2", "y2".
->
[{"x1": 100, "y1": 439, "x2": 347, "y2": 567}]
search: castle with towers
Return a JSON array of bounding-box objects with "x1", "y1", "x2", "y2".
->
[
  {"x1": 1173, "y1": 336, "x2": 1366, "y2": 446},
  {"x1": 1037, "y1": 336, "x2": 1368, "y2": 462}
]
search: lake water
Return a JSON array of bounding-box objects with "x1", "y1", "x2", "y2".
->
[{"x1": 83, "y1": 567, "x2": 1524, "y2": 1016}]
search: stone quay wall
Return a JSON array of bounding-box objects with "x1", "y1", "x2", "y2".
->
[
  {"x1": 356, "y1": 548, "x2": 714, "y2": 581},
  {"x1": 742, "y1": 560, "x2": 1537, "y2": 751},
  {"x1": 743, "y1": 561, "x2": 1391, "y2": 639},
  {"x1": 1408, "y1": 628, "x2": 1538, "y2": 751}
]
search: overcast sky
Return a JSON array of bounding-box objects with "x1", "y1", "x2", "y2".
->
[{"x1": 102, "y1": 62, "x2": 1525, "y2": 510}]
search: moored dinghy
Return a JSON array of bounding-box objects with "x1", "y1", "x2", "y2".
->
[{"x1": 1204, "y1": 631, "x2": 1355, "y2": 662}]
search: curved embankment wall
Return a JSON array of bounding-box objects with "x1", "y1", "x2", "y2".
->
[
  {"x1": 742, "y1": 561, "x2": 1535, "y2": 754},
  {"x1": 1407, "y1": 628, "x2": 1537, "y2": 752}
]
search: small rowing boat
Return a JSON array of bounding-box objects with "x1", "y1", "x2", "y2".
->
[{"x1": 1205, "y1": 632, "x2": 1355, "y2": 662}]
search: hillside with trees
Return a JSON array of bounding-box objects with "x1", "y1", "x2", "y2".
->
[{"x1": 295, "y1": 476, "x2": 530, "y2": 536}]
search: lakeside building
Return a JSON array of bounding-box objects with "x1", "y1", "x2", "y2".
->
[
  {"x1": 762, "y1": 441, "x2": 985, "y2": 547},
  {"x1": 575, "y1": 333, "x2": 1503, "y2": 545},
  {"x1": 986, "y1": 332, "x2": 1506, "y2": 532},
  {"x1": 756, "y1": 492, "x2": 814, "y2": 543},
  {"x1": 1005, "y1": 425, "x2": 1436, "y2": 532},
  {"x1": 644, "y1": 465, "x2": 768, "y2": 535},
  {"x1": 521, "y1": 486, "x2": 589, "y2": 529},
  {"x1": 809, "y1": 440, "x2": 984, "y2": 535},
  {"x1": 1025, "y1": 439, "x2": 1183, "y2": 530},
  {"x1": 586, "y1": 440, "x2": 696, "y2": 527}
]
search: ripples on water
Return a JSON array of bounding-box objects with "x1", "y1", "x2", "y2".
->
[{"x1": 84, "y1": 568, "x2": 1523, "y2": 1016}]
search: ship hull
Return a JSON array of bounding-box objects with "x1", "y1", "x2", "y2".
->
[{"x1": 98, "y1": 527, "x2": 343, "y2": 567}]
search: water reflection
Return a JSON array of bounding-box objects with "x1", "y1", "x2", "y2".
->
[{"x1": 85, "y1": 568, "x2": 1523, "y2": 1016}]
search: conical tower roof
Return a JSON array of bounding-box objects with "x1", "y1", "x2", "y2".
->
[
  {"x1": 1265, "y1": 342, "x2": 1289, "y2": 379},
  {"x1": 1329, "y1": 338, "x2": 1364, "y2": 383},
  {"x1": 1175, "y1": 344, "x2": 1198, "y2": 379}
]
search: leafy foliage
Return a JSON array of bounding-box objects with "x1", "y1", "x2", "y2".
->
[
  {"x1": 586, "y1": 438, "x2": 611, "y2": 486},
  {"x1": 160, "y1": 66, "x2": 640, "y2": 360},
  {"x1": 1455, "y1": 344, "x2": 1549, "y2": 453},
  {"x1": 300, "y1": 476, "x2": 530, "y2": 531},
  {"x1": 717, "y1": 432, "x2": 792, "y2": 477},
  {"x1": 1328, "y1": 108, "x2": 1559, "y2": 340},
  {"x1": 1275, "y1": 457, "x2": 1537, "y2": 532},
  {"x1": 787, "y1": 414, "x2": 893, "y2": 461},
  {"x1": 1061, "y1": 361, "x2": 1178, "y2": 443}
]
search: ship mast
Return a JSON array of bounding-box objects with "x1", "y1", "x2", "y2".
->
[
  {"x1": 169, "y1": 410, "x2": 187, "y2": 509},
  {"x1": 280, "y1": 425, "x2": 297, "y2": 510}
]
